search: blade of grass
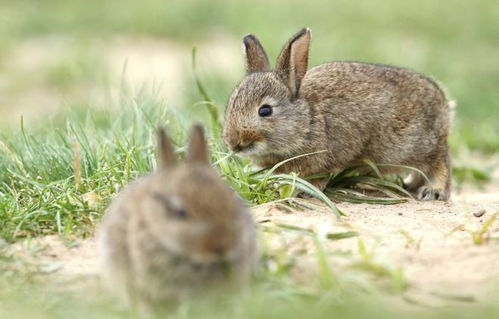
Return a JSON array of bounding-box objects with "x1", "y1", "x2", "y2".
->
[{"x1": 268, "y1": 174, "x2": 344, "y2": 218}]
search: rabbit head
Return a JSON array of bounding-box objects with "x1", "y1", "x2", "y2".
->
[
  {"x1": 141, "y1": 125, "x2": 245, "y2": 264},
  {"x1": 223, "y1": 28, "x2": 314, "y2": 160}
]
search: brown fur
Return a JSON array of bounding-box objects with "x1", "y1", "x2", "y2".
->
[
  {"x1": 98, "y1": 125, "x2": 257, "y2": 314},
  {"x1": 223, "y1": 28, "x2": 453, "y2": 201}
]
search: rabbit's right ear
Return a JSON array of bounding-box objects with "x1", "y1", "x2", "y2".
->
[
  {"x1": 157, "y1": 127, "x2": 177, "y2": 170},
  {"x1": 243, "y1": 34, "x2": 271, "y2": 74},
  {"x1": 275, "y1": 28, "x2": 311, "y2": 97}
]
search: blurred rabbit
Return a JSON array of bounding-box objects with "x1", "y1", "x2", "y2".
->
[
  {"x1": 98, "y1": 124, "x2": 257, "y2": 314},
  {"x1": 223, "y1": 28, "x2": 453, "y2": 200}
]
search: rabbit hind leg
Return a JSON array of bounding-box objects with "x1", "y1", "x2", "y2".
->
[{"x1": 416, "y1": 151, "x2": 451, "y2": 201}]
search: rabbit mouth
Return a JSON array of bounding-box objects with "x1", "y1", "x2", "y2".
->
[
  {"x1": 236, "y1": 141, "x2": 257, "y2": 154},
  {"x1": 237, "y1": 141, "x2": 271, "y2": 157},
  {"x1": 188, "y1": 259, "x2": 235, "y2": 280},
  {"x1": 189, "y1": 254, "x2": 234, "y2": 273}
]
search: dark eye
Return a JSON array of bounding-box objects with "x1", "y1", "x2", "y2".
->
[
  {"x1": 174, "y1": 208, "x2": 188, "y2": 219},
  {"x1": 152, "y1": 193, "x2": 188, "y2": 219},
  {"x1": 258, "y1": 104, "x2": 273, "y2": 117}
]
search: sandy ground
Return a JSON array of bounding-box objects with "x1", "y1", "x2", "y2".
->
[
  {"x1": 256, "y1": 199, "x2": 499, "y2": 305},
  {"x1": 4, "y1": 173, "x2": 498, "y2": 307}
]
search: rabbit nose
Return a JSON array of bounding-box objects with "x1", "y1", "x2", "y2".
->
[
  {"x1": 199, "y1": 232, "x2": 232, "y2": 258},
  {"x1": 225, "y1": 130, "x2": 259, "y2": 153},
  {"x1": 211, "y1": 245, "x2": 227, "y2": 257},
  {"x1": 224, "y1": 132, "x2": 238, "y2": 151}
]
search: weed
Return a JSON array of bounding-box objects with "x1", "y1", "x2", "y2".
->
[{"x1": 471, "y1": 212, "x2": 499, "y2": 245}]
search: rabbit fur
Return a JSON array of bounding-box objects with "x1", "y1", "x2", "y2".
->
[
  {"x1": 223, "y1": 28, "x2": 453, "y2": 201},
  {"x1": 98, "y1": 125, "x2": 257, "y2": 313}
]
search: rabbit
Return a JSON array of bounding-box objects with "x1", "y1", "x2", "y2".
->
[
  {"x1": 223, "y1": 28, "x2": 453, "y2": 201},
  {"x1": 97, "y1": 124, "x2": 258, "y2": 314}
]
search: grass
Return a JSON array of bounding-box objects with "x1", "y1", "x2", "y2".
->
[{"x1": 471, "y1": 212, "x2": 499, "y2": 245}]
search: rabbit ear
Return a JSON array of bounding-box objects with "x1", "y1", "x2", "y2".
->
[
  {"x1": 186, "y1": 124, "x2": 209, "y2": 165},
  {"x1": 157, "y1": 127, "x2": 177, "y2": 170},
  {"x1": 243, "y1": 34, "x2": 271, "y2": 74},
  {"x1": 275, "y1": 28, "x2": 311, "y2": 96}
]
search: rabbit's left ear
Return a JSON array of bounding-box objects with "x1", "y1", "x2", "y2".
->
[
  {"x1": 157, "y1": 127, "x2": 177, "y2": 170},
  {"x1": 243, "y1": 34, "x2": 271, "y2": 74},
  {"x1": 186, "y1": 124, "x2": 209, "y2": 165},
  {"x1": 275, "y1": 28, "x2": 311, "y2": 97}
]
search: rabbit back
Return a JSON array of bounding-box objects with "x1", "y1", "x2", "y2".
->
[{"x1": 301, "y1": 61, "x2": 451, "y2": 167}]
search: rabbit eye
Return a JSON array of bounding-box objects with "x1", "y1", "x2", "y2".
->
[
  {"x1": 173, "y1": 208, "x2": 188, "y2": 219},
  {"x1": 152, "y1": 193, "x2": 188, "y2": 219},
  {"x1": 258, "y1": 104, "x2": 273, "y2": 117}
]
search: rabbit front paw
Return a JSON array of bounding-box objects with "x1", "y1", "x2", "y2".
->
[{"x1": 417, "y1": 186, "x2": 449, "y2": 201}]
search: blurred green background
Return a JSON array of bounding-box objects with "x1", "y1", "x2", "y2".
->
[{"x1": 1, "y1": 0, "x2": 498, "y2": 151}]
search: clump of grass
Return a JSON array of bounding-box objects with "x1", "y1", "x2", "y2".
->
[
  {"x1": 447, "y1": 211, "x2": 499, "y2": 245},
  {"x1": 471, "y1": 212, "x2": 498, "y2": 245},
  {"x1": 0, "y1": 93, "x2": 164, "y2": 241},
  {"x1": 322, "y1": 162, "x2": 418, "y2": 205}
]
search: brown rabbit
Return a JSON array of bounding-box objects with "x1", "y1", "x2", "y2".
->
[
  {"x1": 223, "y1": 28, "x2": 453, "y2": 201},
  {"x1": 97, "y1": 125, "x2": 257, "y2": 313}
]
